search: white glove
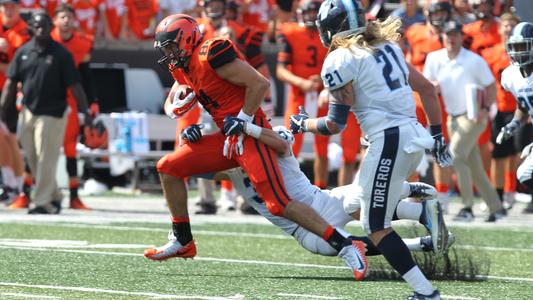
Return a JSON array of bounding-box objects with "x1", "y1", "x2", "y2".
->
[
  {"x1": 521, "y1": 142, "x2": 533, "y2": 159},
  {"x1": 223, "y1": 134, "x2": 244, "y2": 159},
  {"x1": 165, "y1": 91, "x2": 196, "y2": 119}
]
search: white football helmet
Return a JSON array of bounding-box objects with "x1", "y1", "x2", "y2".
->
[{"x1": 273, "y1": 126, "x2": 295, "y2": 145}]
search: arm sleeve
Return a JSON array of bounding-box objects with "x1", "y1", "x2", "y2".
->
[
  {"x1": 207, "y1": 39, "x2": 238, "y2": 69},
  {"x1": 6, "y1": 49, "x2": 21, "y2": 81},
  {"x1": 475, "y1": 56, "x2": 495, "y2": 87},
  {"x1": 79, "y1": 62, "x2": 97, "y2": 103},
  {"x1": 276, "y1": 33, "x2": 292, "y2": 65},
  {"x1": 320, "y1": 48, "x2": 356, "y2": 90},
  {"x1": 61, "y1": 51, "x2": 81, "y2": 87}
]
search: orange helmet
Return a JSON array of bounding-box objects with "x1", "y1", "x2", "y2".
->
[
  {"x1": 154, "y1": 14, "x2": 203, "y2": 70},
  {"x1": 83, "y1": 120, "x2": 108, "y2": 149}
]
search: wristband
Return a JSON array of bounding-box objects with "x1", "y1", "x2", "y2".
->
[
  {"x1": 429, "y1": 124, "x2": 442, "y2": 136},
  {"x1": 237, "y1": 109, "x2": 254, "y2": 123},
  {"x1": 244, "y1": 122, "x2": 262, "y2": 138}
]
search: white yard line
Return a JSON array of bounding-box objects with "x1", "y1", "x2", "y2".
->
[
  {"x1": 0, "y1": 292, "x2": 61, "y2": 299},
  {"x1": 3, "y1": 222, "x2": 533, "y2": 253},
  {"x1": 2, "y1": 245, "x2": 533, "y2": 283},
  {"x1": 277, "y1": 293, "x2": 343, "y2": 299},
  {"x1": 441, "y1": 296, "x2": 481, "y2": 300},
  {"x1": 0, "y1": 282, "x2": 243, "y2": 300}
]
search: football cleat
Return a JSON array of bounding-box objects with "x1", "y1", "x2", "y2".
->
[
  {"x1": 420, "y1": 231, "x2": 455, "y2": 253},
  {"x1": 338, "y1": 240, "x2": 368, "y2": 281},
  {"x1": 8, "y1": 193, "x2": 30, "y2": 209},
  {"x1": 408, "y1": 182, "x2": 437, "y2": 200},
  {"x1": 420, "y1": 199, "x2": 449, "y2": 254},
  {"x1": 407, "y1": 289, "x2": 441, "y2": 300},
  {"x1": 144, "y1": 231, "x2": 197, "y2": 261},
  {"x1": 69, "y1": 198, "x2": 91, "y2": 210}
]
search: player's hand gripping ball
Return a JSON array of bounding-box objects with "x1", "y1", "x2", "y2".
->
[{"x1": 164, "y1": 85, "x2": 197, "y2": 119}]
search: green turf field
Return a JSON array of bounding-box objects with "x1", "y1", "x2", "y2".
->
[{"x1": 1, "y1": 219, "x2": 533, "y2": 300}]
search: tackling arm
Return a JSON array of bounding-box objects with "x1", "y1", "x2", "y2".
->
[{"x1": 303, "y1": 82, "x2": 354, "y2": 135}]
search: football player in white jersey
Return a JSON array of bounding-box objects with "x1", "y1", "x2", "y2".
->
[
  {"x1": 180, "y1": 123, "x2": 453, "y2": 258},
  {"x1": 497, "y1": 22, "x2": 533, "y2": 211},
  {"x1": 289, "y1": 1, "x2": 452, "y2": 299}
]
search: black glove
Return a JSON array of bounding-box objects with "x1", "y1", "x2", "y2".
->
[
  {"x1": 430, "y1": 125, "x2": 453, "y2": 167},
  {"x1": 289, "y1": 105, "x2": 309, "y2": 134},
  {"x1": 223, "y1": 116, "x2": 245, "y2": 136},
  {"x1": 181, "y1": 124, "x2": 204, "y2": 143}
]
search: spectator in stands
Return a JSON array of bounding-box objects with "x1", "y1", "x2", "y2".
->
[
  {"x1": 424, "y1": 20, "x2": 505, "y2": 222},
  {"x1": 52, "y1": 3, "x2": 98, "y2": 210},
  {"x1": 159, "y1": 0, "x2": 196, "y2": 17},
  {"x1": 0, "y1": 11, "x2": 90, "y2": 214},
  {"x1": 70, "y1": 0, "x2": 100, "y2": 36},
  {"x1": 240, "y1": 0, "x2": 274, "y2": 34},
  {"x1": 481, "y1": 12, "x2": 521, "y2": 209},
  {"x1": 100, "y1": 0, "x2": 126, "y2": 40},
  {"x1": 0, "y1": 0, "x2": 30, "y2": 207},
  {"x1": 452, "y1": 0, "x2": 475, "y2": 24},
  {"x1": 124, "y1": 0, "x2": 158, "y2": 40},
  {"x1": 390, "y1": 0, "x2": 425, "y2": 30}
]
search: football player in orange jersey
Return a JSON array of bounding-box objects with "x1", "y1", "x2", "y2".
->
[
  {"x1": 405, "y1": 0, "x2": 453, "y2": 211},
  {"x1": 482, "y1": 12, "x2": 521, "y2": 208},
  {"x1": 144, "y1": 15, "x2": 368, "y2": 281},
  {"x1": 0, "y1": 0, "x2": 30, "y2": 207},
  {"x1": 464, "y1": 0, "x2": 501, "y2": 176},
  {"x1": 276, "y1": 0, "x2": 330, "y2": 188},
  {"x1": 52, "y1": 3, "x2": 98, "y2": 210}
]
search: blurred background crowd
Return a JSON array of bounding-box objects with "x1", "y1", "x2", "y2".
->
[{"x1": 0, "y1": 0, "x2": 532, "y2": 221}]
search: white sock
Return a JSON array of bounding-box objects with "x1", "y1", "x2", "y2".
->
[
  {"x1": 396, "y1": 199, "x2": 422, "y2": 221},
  {"x1": 402, "y1": 266, "x2": 434, "y2": 295},
  {"x1": 1, "y1": 167, "x2": 16, "y2": 188},
  {"x1": 400, "y1": 181, "x2": 410, "y2": 199},
  {"x1": 403, "y1": 237, "x2": 422, "y2": 251}
]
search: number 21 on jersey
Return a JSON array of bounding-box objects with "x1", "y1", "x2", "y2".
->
[{"x1": 374, "y1": 45, "x2": 408, "y2": 91}]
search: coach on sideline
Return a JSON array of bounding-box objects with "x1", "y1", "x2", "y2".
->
[
  {"x1": 0, "y1": 11, "x2": 90, "y2": 214},
  {"x1": 424, "y1": 20, "x2": 505, "y2": 222}
]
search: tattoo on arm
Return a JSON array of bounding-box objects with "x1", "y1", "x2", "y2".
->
[{"x1": 328, "y1": 82, "x2": 354, "y2": 106}]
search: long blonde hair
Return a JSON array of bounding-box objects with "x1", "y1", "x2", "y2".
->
[{"x1": 330, "y1": 17, "x2": 403, "y2": 53}]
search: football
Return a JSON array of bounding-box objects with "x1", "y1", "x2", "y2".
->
[
  {"x1": 172, "y1": 85, "x2": 194, "y2": 102},
  {"x1": 164, "y1": 84, "x2": 197, "y2": 119}
]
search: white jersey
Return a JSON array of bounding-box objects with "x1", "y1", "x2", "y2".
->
[
  {"x1": 276, "y1": 155, "x2": 321, "y2": 206},
  {"x1": 501, "y1": 65, "x2": 533, "y2": 118},
  {"x1": 321, "y1": 42, "x2": 417, "y2": 137}
]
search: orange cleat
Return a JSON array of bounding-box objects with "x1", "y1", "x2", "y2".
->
[
  {"x1": 144, "y1": 231, "x2": 197, "y2": 261},
  {"x1": 70, "y1": 198, "x2": 91, "y2": 210},
  {"x1": 8, "y1": 193, "x2": 30, "y2": 209},
  {"x1": 338, "y1": 240, "x2": 369, "y2": 281}
]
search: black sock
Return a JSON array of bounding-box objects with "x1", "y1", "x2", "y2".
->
[
  {"x1": 172, "y1": 221, "x2": 193, "y2": 245},
  {"x1": 376, "y1": 231, "x2": 416, "y2": 276},
  {"x1": 351, "y1": 236, "x2": 380, "y2": 256},
  {"x1": 326, "y1": 229, "x2": 351, "y2": 252},
  {"x1": 70, "y1": 186, "x2": 79, "y2": 201},
  {"x1": 496, "y1": 188, "x2": 504, "y2": 202}
]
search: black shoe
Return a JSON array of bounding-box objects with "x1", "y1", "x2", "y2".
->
[
  {"x1": 419, "y1": 236, "x2": 434, "y2": 252},
  {"x1": 0, "y1": 186, "x2": 18, "y2": 203},
  {"x1": 408, "y1": 182, "x2": 437, "y2": 200},
  {"x1": 240, "y1": 202, "x2": 259, "y2": 215},
  {"x1": 407, "y1": 289, "x2": 440, "y2": 300},
  {"x1": 485, "y1": 209, "x2": 506, "y2": 222},
  {"x1": 196, "y1": 202, "x2": 217, "y2": 215},
  {"x1": 524, "y1": 202, "x2": 533, "y2": 214},
  {"x1": 28, "y1": 205, "x2": 60, "y2": 215},
  {"x1": 453, "y1": 207, "x2": 474, "y2": 222}
]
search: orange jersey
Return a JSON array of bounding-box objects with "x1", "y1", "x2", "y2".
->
[
  {"x1": 241, "y1": 0, "x2": 275, "y2": 33},
  {"x1": 124, "y1": 0, "x2": 158, "y2": 40},
  {"x1": 277, "y1": 23, "x2": 327, "y2": 98},
  {"x1": 0, "y1": 16, "x2": 30, "y2": 88},
  {"x1": 170, "y1": 37, "x2": 265, "y2": 129},
  {"x1": 463, "y1": 19, "x2": 501, "y2": 55},
  {"x1": 101, "y1": 0, "x2": 125, "y2": 38},
  {"x1": 404, "y1": 23, "x2": 442, "y2": 72},
  {"x1": 197, "y1": 18, "x2": 265, "y2": 68},
  {"x1": 51, "y1": 28, "x2": 93, "y2": 67},
  {"x1": 71, "y1": 0, "x2": 101, "y2": 36},
  {"x1": 481, "y1": 43, "x2": 516, "y2": 113}
]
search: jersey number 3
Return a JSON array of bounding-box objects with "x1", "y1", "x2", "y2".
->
[{"x1": 374, "y1": 45, "x2": 408, "y2": 91}]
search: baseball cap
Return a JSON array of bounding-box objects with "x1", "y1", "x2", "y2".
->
[{"x1": 442, "y1": 20, "x2": 463, "y2": 34}]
